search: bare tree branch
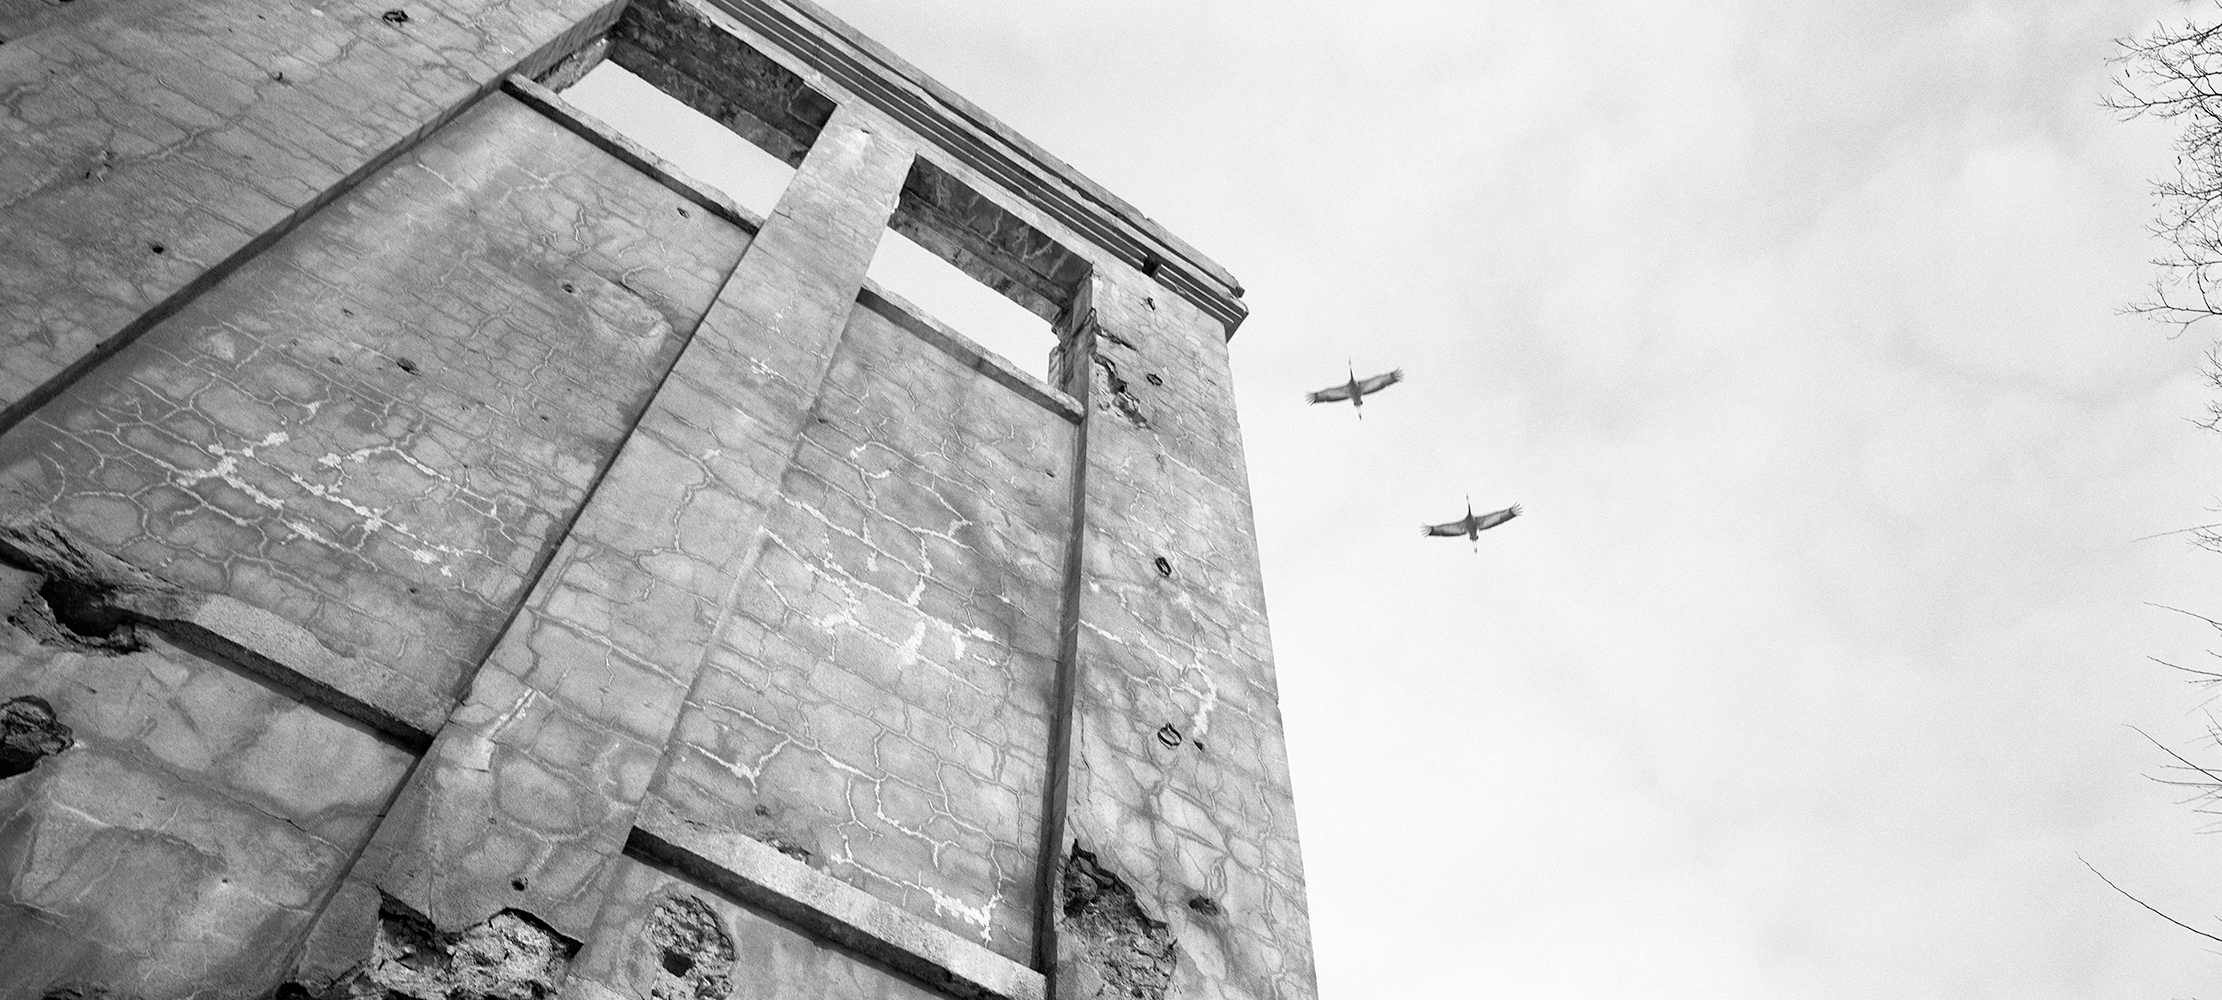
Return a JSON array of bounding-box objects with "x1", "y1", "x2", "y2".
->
[{"x1": 2082, "y1": 855, "x2": 2222, "y2": 943}]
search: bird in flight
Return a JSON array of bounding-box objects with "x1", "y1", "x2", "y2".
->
[
  {"x1": 1424, "y1": 498, "x2": 1521, "y2": 550},
  {"x1": 1305, "y1": 364, "x2": 1403, "y2": 418}
]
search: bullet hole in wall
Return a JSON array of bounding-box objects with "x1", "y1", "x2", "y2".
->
[
  {"x1": 148, "y1": 243, "x2": 165, "y2": 255},
  {"x1": 1153, "y1": 556, "x2": 1172, "y2": 578},
  {"x1": 12, "y1": 575, "x2": 148, "y2": 655},
  {"x1": 1060, "y1": 847, "x2": 1175, "y2": 1000},
  {"x1": 0, "y1": 696, "x2": 74, "y2": 779},
  {"x1": 511, "y1": 878, "x2": 527, "y2": 891},
  {"x1": 646, "y1": 894, "x2": 736, "y2": 1000}
]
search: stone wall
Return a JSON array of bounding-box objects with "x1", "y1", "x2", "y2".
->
[{"x1": 0, "y1": 1, "x2": 1313, "y2": 998}]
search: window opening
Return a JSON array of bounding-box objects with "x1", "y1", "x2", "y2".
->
[
  {"x1": 538, "y1": 0, "x2": 835, "y2": 219},
  {"x1": 871, "y1": 158, "x2": 1091, "y2": 383},
  {"x1": 559, "y1": 62, "x2": 796, "y2": 219},
  {"x1": 867, "y1": 230, "x2": 1060, "y2": 379}
]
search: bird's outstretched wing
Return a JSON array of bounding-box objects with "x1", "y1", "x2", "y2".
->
[
  {"x1": 1469, "y1": 504, "x2": 1522, "y2": 532},
  {"x1": 1306, "y1": 384, "x2": 1355, "y2": 404},
  {"x1": 1355, "y1": 369, "x2": 1404, "y2": 395},
  {"x1": 1422, "y1": 520, "x2": 1467, "y2": 537}
]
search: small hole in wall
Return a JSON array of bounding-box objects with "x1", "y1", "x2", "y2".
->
[
  {"x1": 561, "y1": 281, "x2": 576, "y2": 294},
  {"x1": 148, "y1": 243, "x2": 165, "y2": 255},
  {"x1": 661, "y1": 949, "x2": 696, "y2": 977},
  {"x1": 511, "y1": 878, "x2": 528, "y2": 891},
  {"x1": 1188, "y1": 895, "x2": 1223, "y2": 916},
  {"x1": 1145, "y1": 373, "x2": 1163, "y2": 386},
  {"x1": 1153, "y1": 556, "x2": 1172, "y2": 578},
  {"x1": 1156, "y1": 723, "x2": 1183, "y2": 748}
]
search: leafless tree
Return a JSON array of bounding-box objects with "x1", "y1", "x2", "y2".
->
[
  {"x1": 2106, "y1": 11, "x2": 2222, "y2": 954},
  {"x1": 2111, "y1": 11, "x2": 2222, "y2": 335},
  {"x1": 2112, "y1": 10, "x2": 2222, "y2": 542}
]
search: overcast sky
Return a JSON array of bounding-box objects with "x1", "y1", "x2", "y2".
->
[{"x1": 580, "y1": 1, "x2": 2222, "y2": 995}]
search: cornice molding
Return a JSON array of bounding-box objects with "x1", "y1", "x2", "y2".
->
[{"x1": 705, "y1": 0, "x2": 1251, "y2": 337}]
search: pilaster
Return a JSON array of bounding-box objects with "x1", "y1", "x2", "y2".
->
[
  {"x1": 312, "y1": 101, "x2": 916, "y2": 957},
  {"x1": 1048, "y1": 273, "x2": 1316, "y2": 1000}
]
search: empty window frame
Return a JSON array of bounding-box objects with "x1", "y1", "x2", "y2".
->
[
  {"x1": 869, "y1": 157, "x2": 1092, "y2": 381},
  {"x1": 535, "y1": 0, "x2": 834, "y2": 217}
]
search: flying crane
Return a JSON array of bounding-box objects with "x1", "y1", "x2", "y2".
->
[
  {"x1": 1423, "y1": 498, "x2": 1522, "y2": 550},
  {"x1": 1305, "y1": 365, "x2": 1403, "y2": 418}
]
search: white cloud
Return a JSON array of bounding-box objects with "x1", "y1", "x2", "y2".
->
[{"x1": 819, "y1": 1, "x2": 2222, "y2": 995}]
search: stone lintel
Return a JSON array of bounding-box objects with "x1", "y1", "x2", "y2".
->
[
  {"x1": 693, "y1": 0, "x2": 1252, "y2": 337},
  {"x1": 855, "y1": 280, "x2": 1082, "y2": 424},
  {"x1": 630, "y1": 797, "x2": 1047, "y2": 1000},
  {"x1": 502, "y1": 74, "x2": 764, "y2": 234}
]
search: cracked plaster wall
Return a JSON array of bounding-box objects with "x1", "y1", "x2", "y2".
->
[
  {"x1": 652, "y1": 300, "x2": 1073, "y2": 963},
  {"x1": 0, "y1": 1, "x2": 1320, "y2": 996},
  {"x1": 0, "y1": 561, "x2": 418, "y2": 997},
  {"x1": 0, "y1": 80, "x2": 751, "y2": 998},
  {"x1": 0, "y1": 91, "x2": 751, "y2": 702},
  {"x1": 0, "y1": 0, "x2": 624, "y2": 418}
]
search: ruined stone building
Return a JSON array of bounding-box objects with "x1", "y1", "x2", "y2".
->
[{"x1": 0, "y1": 0, "x2": 1314, "y2": 997}]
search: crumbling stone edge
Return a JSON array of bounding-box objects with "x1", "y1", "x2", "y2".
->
[
  {"x1": 627, "y1": 795, "x2": 1046, "y2": 1000},
  {"x1": 0, "y1": 513, "x2": 446, "y2": 748}
]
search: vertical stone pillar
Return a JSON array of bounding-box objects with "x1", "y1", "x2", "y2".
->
[
  {"x1": 309, "y1": 103, "x2": 915, "y2": 964},
  {"x1": 1049, "y1": 273, "x2": 1315, "y2": 1000}
]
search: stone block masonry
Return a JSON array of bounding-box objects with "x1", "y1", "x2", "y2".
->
[{"x1": 0, "y1": 1, "x2": 1311, "y2": 998}]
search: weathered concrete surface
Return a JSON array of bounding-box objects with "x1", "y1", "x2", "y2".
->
[
  {"x1": 0, "y1": 0, "x2": 627, "y2": 424},
  {"x1": 345, "y1": 103, "x2": 912, "y2": 945},
  {"x1": 566, "y1": 854, "x2": 950, "y2": 1000},
  {"x1": 1050, "y1": 273, "x2": 1316, "y2": 1000},
  {"x1": 0, "y1": 2, "x2": 1317, "y2": 997},
  {"x1": 0, "y1": 559, "x2": 417, "y2": 997},
  {"x1": 0, "y1": 90, "x2": 750, "y2": 702},
  {"x1": 652, "y1": 296, "x2": 1074, "y2": 960}
]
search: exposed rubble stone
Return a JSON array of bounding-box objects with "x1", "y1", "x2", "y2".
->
[
  {"x1": 0, "y1": 695, "x2": 73, "y2": 778},
  {"x1": 644, "y1": 894, "x2": 735, "y2": 1000},
  {"x1": 1060, "y1": 847, "x2": 1176, "y2": 1000},
  {"x1": 326, "y1": 896, "x2": 576, "y2": 1000}
]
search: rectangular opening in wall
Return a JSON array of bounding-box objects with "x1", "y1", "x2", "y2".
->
[
  {"x1": 557, "y1": 62, "x2": 796, "y2": 218},
  {"x1": 870, "y1": 157, "x2": 1092, "y2": 381},
  {"x1": 533, "y1": 0, "x2": 835, "y2": 218},
  {"x1": 866, "y1": 230, "x2": 1063, "y2": 379}
]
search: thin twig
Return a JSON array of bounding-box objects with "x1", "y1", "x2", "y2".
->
[{"x1": 2082, "y1": 854, "x2": 2222, "y2": 943}]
